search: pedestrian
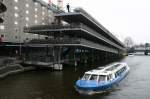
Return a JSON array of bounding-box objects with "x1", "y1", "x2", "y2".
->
[{"x1": 67, "y1": 3, "x2": 70, "y2": 12}]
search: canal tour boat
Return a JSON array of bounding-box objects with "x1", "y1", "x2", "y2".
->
[{"x1": 75, "y1": 62, "x2": 130, "y2": 94}]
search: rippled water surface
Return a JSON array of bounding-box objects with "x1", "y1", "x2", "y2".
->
[{"x1": 0, "y1": 56, "x2": 150, "y2": 99}]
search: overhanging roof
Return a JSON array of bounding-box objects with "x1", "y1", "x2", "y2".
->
[
  {"x1": 24, "y1": 43, "x2": 118, "y2": 54},
  {"x1": 24, "y1": 26, "x2": 125, "y2": 50},
  {"x1": 55, "y1": 8, "x2": 124, "y2": 47}
]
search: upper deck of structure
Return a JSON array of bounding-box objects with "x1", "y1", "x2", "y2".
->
[
  {"x1": 24, "y1": 8, "x2": 125, "y2": 52},
  {"x1": 55, "y1": 8, "x2": 124, "y2": 47}
]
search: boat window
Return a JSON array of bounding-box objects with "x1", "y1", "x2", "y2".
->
[
  {"x1": 82, "y1": 74, "x2": 91, "y2": 80},
  {"x1": 98, "y1": 75, "x2": 106, "y2": 82},
  {"x1": 107, "y1": 75, "x2": 111, "y2": 81},
  {"x1": 115, "y1": 66, "x2": 127, "y2": 77},
  {"x1": 106, "y1": 64, "x2": 121, "y2": 71},
  {"x1": 90, "y1": 75, "x2": 98, "y2": 81}
]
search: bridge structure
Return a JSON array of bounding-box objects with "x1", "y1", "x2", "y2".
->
[
  {"x1": 23, "y1": 8, "x2": 126, "y2": 67},
  {"x1": 0, "y1": 0, "x2": 7, "y2": 23},
  {"x1": 134, "y1": 47, "x2": 150, "y2": 55}
]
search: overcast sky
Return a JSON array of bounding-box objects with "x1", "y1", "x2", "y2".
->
[{"x1": 43, "y1": 0, "x2": 150, "y2": 44}]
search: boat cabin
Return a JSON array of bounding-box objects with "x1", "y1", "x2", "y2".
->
[
  {"x1": 81, "y1": 63, "x2": 128, "y2": 82},
  {"x1": 82, "y1": 70, "x2": 113, "y2": 82},
  {"x1": 76, "y1": 62, "x2": 129, "y2": 93}
]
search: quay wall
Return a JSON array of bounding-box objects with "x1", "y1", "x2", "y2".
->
[{"x1": 0, "y1": 57, "x2": 35, "y2": 78}]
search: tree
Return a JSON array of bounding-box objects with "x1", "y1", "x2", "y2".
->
[{"x1": 124, "y1": 37, "x2": 134, "y2": 48}]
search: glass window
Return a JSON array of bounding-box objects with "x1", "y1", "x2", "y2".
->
[
  {"x1": 34, "y1": 2, "x2": 38, "y2": 6},
  {"x1": 42, "y1": 12, "x2": 45, "y2": 15},
  {"x1": 26, "y1": 38, "x2": 29, "y2": 40},
  {"x1": 35, "y1": 8, "x2": 38, "y2": 12},
  {"x1": 42, "y1": 17, "x2": 44, "y2": 20},
  {"x1": 35, "y1": 20, "x2": 38, "y2": 24},
  {"x1": 14, "y1": 6, "x2": 18, "y2": 10},
  {"x1": 26, "y1": 10, "x2": 29, "y2": 14},
  {"x1": 25, "y1": 24, "x2": 28, "y2": 27},
  {"x1": 82, "y1": 74, "x2": 91, "y2": 80},
  {"x1": 26, "y1": 17, "x2": 29, "y2": 21},
  {"x1": 1, "y1": 35, "x2": 4, "y2": 38},
  {"x1": 90, "y1": 75, "x2": 98, "y2": 81},
  {"x1": 14, "y1": 0, "x2": 18, "y2": 2},
  {"x1": 107, "y1": 75, "x2": 111, "y2": 81},
  {"x1": 14, "y1": 13, "x2": 18, "y2": 17},
  {"x1": 0, "y1": 25, "x2": 5, "y2": 30},
  {"x1": 42, "y1": 6, "x2": 45, "y2": 10},
  {"x1": 15, "y1": 36, "x2": 18, "y2": 39},
  {"x1": 26, "y1": 4, "x2": 29, "y2": 8},
  {"x1": 98, "y1": 75, "x2": 106, "y2": 82},
  {"x1": 14, "y1": 21, "x2": 18, "y2": 25},
  {"x1": 35, "y1": 15, "x2": 37, "y2": 18}
]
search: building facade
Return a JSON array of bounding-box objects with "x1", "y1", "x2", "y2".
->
[
  {"x1": 0, "y1": 0, "x2": 7, "y2": 23},
  {"x1": 0, "y1": 0, "x2": 59, "y2": 43},
  {"x1": 23, "y1": 8, "x2": 125, "y2": 65}
]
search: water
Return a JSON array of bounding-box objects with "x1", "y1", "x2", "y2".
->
[{"x1": 0, "y1": 56, "x2": 150, "y2": 99}]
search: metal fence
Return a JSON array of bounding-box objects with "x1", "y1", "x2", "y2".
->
[
  {"x1": 29, "y1": 38, "x2": 80, "y2": 44},
  {"x1": 74, "y1": 8, "x2": 124, "y2": 47},
  {"x1": 24, "y1": 23, "x2": 124, "y2": 50},
  {"x1": 24, "y1": 23, "x2": 81, "y2": 32},
  {"x1": 79, "y1": 38, "x2": 118, "y2": 53},
  {"x1": 80, "y1": 24, "x2": 124, "y2": 50}
]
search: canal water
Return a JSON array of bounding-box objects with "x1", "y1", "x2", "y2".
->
[{"x1": 0, "y1": 56, "x2": 150, "y2": 99}]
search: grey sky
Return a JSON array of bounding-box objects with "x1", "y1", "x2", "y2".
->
[{"x1": 43, "y1": 0, "x2": 150, "y2": 44}]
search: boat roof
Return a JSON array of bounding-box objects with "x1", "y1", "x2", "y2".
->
[
  {"x1": 85, "y1": 62, "x2": 127, "y2": 75},
  {"x1": 85, "y1": 69, "x2": 111, "y2": 75}
]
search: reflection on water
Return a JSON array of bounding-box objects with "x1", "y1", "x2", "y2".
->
[{"x1": 0, "y1": 56, "x2": 150, "y2": 99}]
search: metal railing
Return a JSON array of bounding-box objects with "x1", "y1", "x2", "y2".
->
[
  {"x1": 79, "y1": 38, "x2": 118, "y2": 53},
  {"x1": 80, "y1": 23, "x2": 124, "y2": 50},
  {"x1": 24, "y1": 23, "x2": 81, "y2": 32},
  {"x1": 74, "y1": 8, "x2": 124, "y2": 47},
  {"x1": 24, "y1": 23, "x2": 124, "y2": 50},
  {"x1": 28, "y1": 38, "x2": 118, "y2": 53},
  {"x1": 29, "y1": 38, "x2": 80, "y2": 44}
]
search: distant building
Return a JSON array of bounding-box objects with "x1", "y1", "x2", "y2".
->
[{"x1": 0, "y1": 0, "x2": 61, "y2": 43}]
